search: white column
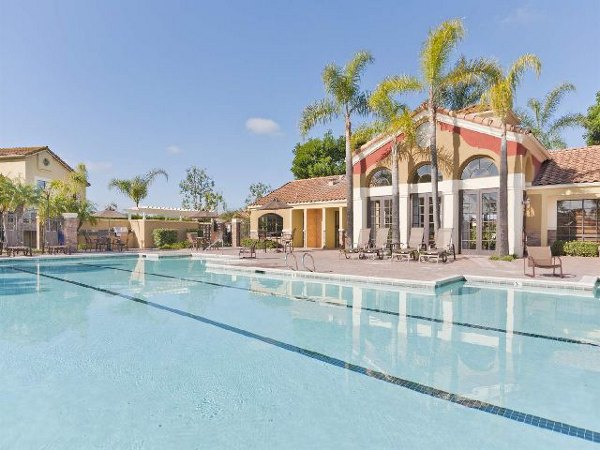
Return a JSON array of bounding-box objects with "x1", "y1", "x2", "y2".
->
[
  {"x1": 303, "y1": 208, "x2": 308, "y2": 249},
  {"x1": 399, "y1": 184, "x2": 410, "y2": 244},
  {"x1": 353, "y1": 187, "x2": 366, "y2": 247},
  {"x1": 508, "y1": 174, "x2": 524, "y2": 256},
  {"x1": 321, "y1": 207, "x2": 327, "y2": 248},
  {"x1": 442, "y1": 180, "x2": 460, "y2": 251}
]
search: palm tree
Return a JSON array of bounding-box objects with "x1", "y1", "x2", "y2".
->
[
  {"x1": 0, "y1": 176, "x2": 41, "y2": 243},
  {"x1": 517, "y1": 82, "x2": 584, "y2": 149},
  {"x1": 483, "y1": 54, "x2": 541, "y2": 255},
  {"x1": 440, "y1": 56, "x2": 487, "y2": 111},
  {"x1": 300, "y1": 50, "x2": 374, "y2": 247},
  {"x1": 367, "y1": 83, "x2": 428, "y2": 246},
  {"x1": 108, "y1": 169, "x2": 168, "y2": 207},
  {"x1": 374, "y1": 20, "x2": 499, "y2": 238}
]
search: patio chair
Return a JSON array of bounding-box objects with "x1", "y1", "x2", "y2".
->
[
  {"x1": 392, "y1": 227, "x2": 424, "y2": 262},
  {"x1": 239, "y1": 240, "x2": 257, "y2": 259},
  {"x1": 5, "y1": 229, "x2": 32, "y2": 257},
  {"x1": 45, "y1": 230, "x2": 69, "y2": 254},
  {"x1": 360, "y1": 227, "x2": 390, "y2": 260},
  {"x1": 187, "y1": 232, "x2": 200, "y2": 251},
  {"x1": 524, "y1": 246, "x2": 563, "y2": 278},
  {"x1": 80, "y1": 230, "x2": 95, "y2": 252},
  {"x1": 112, "y1": 231, "x2": 129, "y2": 252},
  {"x1": 281, "y1": 228, "x2": 296, "y2": 253},
  {"x1": 419, "y1": 228, "x2": 454, "y2": 264},
  {"x1": 340, "y1": 228, "x2": 371, "y2": 259}
]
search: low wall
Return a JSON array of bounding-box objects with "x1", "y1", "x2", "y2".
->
[{"x1": 80, "y1": 218, "x2": 201, "y2": 249}]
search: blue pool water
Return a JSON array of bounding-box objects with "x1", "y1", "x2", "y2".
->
[{"x1": 1, "y1": 256, "x2": 599, "y2": 449}]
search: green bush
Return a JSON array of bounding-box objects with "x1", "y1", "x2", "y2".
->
[
  {"x1": 152, "y1": 228, "x2": 178, "y2": 247},
  {"x1": 241, "y1": 238, "x2": 279, "y2": 249},
  {"x1": 563, "y1": 241, "x2": 599, "y2": 257},
  {"x1": 489, "y1": 254, "x2": 516, "y2": 261},
  {"x1": 159, "y1": 241, "x2": 188, "y2": 250}
]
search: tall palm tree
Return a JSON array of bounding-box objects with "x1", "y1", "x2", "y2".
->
[
  {"x1": 300, "y1": 50, "x2": 374, "y2": 247},
  {"x1": 483, "y1": 55, "x2": 541, "y2": 255},
  {"x1": 367, "y1": 83, "x2": 427, "y2": 246},
  {"x1": 0, "y1": 176, "x2": 41, "y2": 243},
  {"x1": 440, "y1": 57, "x2": 487, "y2": 111},
  {"x1": 517, "y1": 82, "x2": 584, "y2": 149},
  {"x1": 374, "y1": 19, "x2": 499, "y2": 237},
  {"x1": 109, "y1": 169, "x2": 168, "y2": 207}
]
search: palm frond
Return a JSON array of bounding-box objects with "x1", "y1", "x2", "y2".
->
[
  {"x1": 507, "y1": 54, "x2": 541, "y2": 91},
  {"x1": 515, "y1": 108, "x2": 536, "y2": 130},
  {"x1": 344, "y1": 50, "x2": 374, "y2": 88},
  {"x1": 441, "y1": 56, "x2": 501, "y2": 93},
  {"x1": 144, "y1": 168, "x2": 169, "y2": 184},
  {"x1": 541, "y1": 82, "x2": 576, "y2": 125},
  {"x1": 420, "y1": 18, "x2": 464, "y2": 85},
  {"x1": 547, "y1": 113, "x2": 586, "y2": 135},
  {"x1": 299, "y1": 98, "x2": 339, "y2": 135},
  {"x1": 322, "y1": 63, "x2": 344, "y2": 99},
  {"x1": 350, "y1": 91, "x2": 372, "y2": 117}
]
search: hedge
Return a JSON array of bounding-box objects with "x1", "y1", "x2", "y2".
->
[
  {"x1": 152, "y1": 228, "x2": 178, "y2": 247},
  {"x1": 241, "y1": 238, "x2": 279, "y2": 249},
  {"x1": 551, "y1": 240, "x2": 599, "y2": 257}
]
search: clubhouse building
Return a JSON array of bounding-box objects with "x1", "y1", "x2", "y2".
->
[{"x1": 249, "y1": 106, "x2": 600, "y2": 256}]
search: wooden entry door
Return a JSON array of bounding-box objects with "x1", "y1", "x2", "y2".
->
[{"x1": 306, "y1": 209, "x2": 322, "y2": 248}]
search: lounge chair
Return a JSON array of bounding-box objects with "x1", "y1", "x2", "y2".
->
[
  {"x1": 112, "y1": 231, "x2": 128, "y2": 252},
  {"x1": 239, "y1": 240, "x2": 257, "y2": 259},
  {"x1": 45, "y1": 230, "x2": 69, "y2": 254},
  {"x1": 524, "y1": 246, "x2": 563, "y2": 278},
  {"x1": 5, "y1": 229, "x2": 32, "y2": 257},
  {"x1": 281, "y1": 228, "x2": 296, "y2": 253},
  {"x1": 392, "y1": 227, "x2": 424, "y2": 262},
  {"x1": 340, "y1": 228, "x2": 371, "y2": 259},
  {"x1": 419, "y1": 228, "x2": 454, "y2": 263},
  {"x1": 360, "y1": 227, "x2": 390, "y2": 260}
]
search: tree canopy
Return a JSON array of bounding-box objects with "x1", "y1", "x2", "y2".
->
[
  {"x1": 291, "y1": 131, "x2": 346, "y2": 179},
  {"x1": 583, "y1": 91, "x2": 600, "y2": 145},
  {"x1": 245, "y1": 182, "x2": 272, "y2": 206},
  {"x1": 109, "y1": 169, "x2": 168, "y2": 207},
  {"x1": 179, "y1": 166, "x2": 224, "y2": 211}
]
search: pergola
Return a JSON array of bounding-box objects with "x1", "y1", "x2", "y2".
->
[{"x1": 125, "y1": 206, "x2": 218, "y2": 220}]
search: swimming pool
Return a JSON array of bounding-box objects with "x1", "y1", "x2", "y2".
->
[{"x1": 1, "y1": 256, "x2": 598, "y2": 449}]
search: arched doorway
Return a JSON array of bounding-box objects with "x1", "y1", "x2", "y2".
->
[{"x1": 460, "y1": 157, "x2": 499, "y2": 254}]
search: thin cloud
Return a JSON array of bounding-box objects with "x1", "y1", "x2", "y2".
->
[
  {"x1": 501, "y1": 6, "x2": 542, "y2": 25},
  {"x1": 245, "y1": 117, "x2": 282, "y2": 136},
  {"x1": 166, "y1": 145, "x2": 182, "y2": 154},
  {"x1": 85, "y1": 161, "x2": 113, "y2": 172}
]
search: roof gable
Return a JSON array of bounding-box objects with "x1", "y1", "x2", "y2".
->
[
  {"x1": 0, "y1": 146, "x2": 75, "y2": 172},
  {"x1": 252, "y1": 175, "x2": 347, "y2": 206}
]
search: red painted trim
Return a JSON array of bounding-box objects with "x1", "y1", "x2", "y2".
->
[{"x1": 353, "y1": 141, "x2": 392, "y2": 174}]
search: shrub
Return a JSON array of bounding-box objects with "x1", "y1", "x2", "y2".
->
[
  {"x1": 489, "y1": 254, "x2": 516, "y2": 261},
  {"x1": 152, "y1": 228, "x2": 178, "y2": 247},
  {"x1": 241, "y1": 238, "x2": 279, "y2": 249},
  {"x1": 159, "y1": 241, "x2": 188, "y2": 250},
  {"x1": 563, "y1": 241, "x2": 599, "y2": 257}
]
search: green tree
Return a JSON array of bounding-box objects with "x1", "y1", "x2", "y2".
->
[
  {"x1": 245, "y1": 182, "x2": 272, "y2": 206},
  {"x1": 483, "y1": 55, "x2": 541, "y2": 255},
  {"x1": 300, "y1": 50, "x2": 374, "y2": 247},
  {"x1": 440, "y1": 57, "x2": 487, "y2": 111},
  {"x1": 517, "y1": 82, "x2": 584, "y2": 149},
  {"x1": 291, "y1": 131, "x2": 345, "y2": 179},
  {"x1": 366, "y1": 88, "x2": 428, "y2": 245},
  {"x1": 375, "y1": 19, "x2": 499, "y2": 237},
  {"x1": 109, "y1": 169, "x2": 168, "y2": 207},
  {"x1": 583, "y1": 91, "x2": 600, "y2": 145},
  {"x1": 0, "y1": 175, "x2": 41, "y2": 242},
  {"x1": 179, "y1": 166, "x2": 223, "y2": 210}
]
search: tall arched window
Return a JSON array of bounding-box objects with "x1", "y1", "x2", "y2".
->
[
  {"x1": 411, "y1": 164, "x2": 443, "y2": 183},
  {"x1": 369, "y1": 168, "x2": 392, "y2": 187},
  {"x1": 461, "y1": 157, "x2": 498, "y2": 180},
  {"x1": 258, "y1": 213, "x2": 283, "y2": 236}
]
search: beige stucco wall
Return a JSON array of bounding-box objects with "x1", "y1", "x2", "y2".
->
[
  {"x1": 81, "y1": 218, "x2": 200, "y2": 249},
  {"x1": 525, "y1": 184, "x2": 600, "y2": 245}
]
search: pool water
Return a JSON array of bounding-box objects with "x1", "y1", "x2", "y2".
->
[{"x1": 1, "y1": 256, "x2": 599, "y2": 449}]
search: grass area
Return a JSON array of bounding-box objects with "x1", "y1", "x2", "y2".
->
[{"x1": 489, "y1": 254, "x2": 517, "y2": 262}]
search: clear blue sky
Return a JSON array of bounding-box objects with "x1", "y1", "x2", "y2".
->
[{"x1": 1, "y1": 0, "x2": 599, "y2": 210}]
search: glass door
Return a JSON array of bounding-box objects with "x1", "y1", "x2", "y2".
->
[
  {"x1": 411, "y1": 194, "x2": 440, "y2": 246},
  {"x1": 460, "y1": 190, "x2": 497, "y2": 254}
]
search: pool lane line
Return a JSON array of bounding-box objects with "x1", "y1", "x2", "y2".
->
[
  {"x1": 75, "y1": 261, "x2": 600, "y2": 350},
  {"x1": 6, "y1": 264, "x2": 600, "y2": 444}
]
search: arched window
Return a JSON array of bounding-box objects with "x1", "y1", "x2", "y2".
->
[
  {"x1": 412, "y1": 164, "x2": 443, "y2": 183},
  {"x1": 258, "y1": 213, "x2": 283, "y2": 236},
  {"x1": 369, "y1": 168, "x2": 392, "y2": 187},
  {"x1": 461, "y1": 157, "x2": 498, "y2": 180}
]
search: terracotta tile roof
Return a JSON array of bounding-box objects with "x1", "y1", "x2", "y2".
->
[
  {"x1": 0, "y1": 146, "x2": 75, "y2": 172},
  {"x1": 252, "y1": 175, "x2": 347, "y2": 207},
  {"x1": 533, "y1": 145, "x2": 600, "y2": 186}
]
